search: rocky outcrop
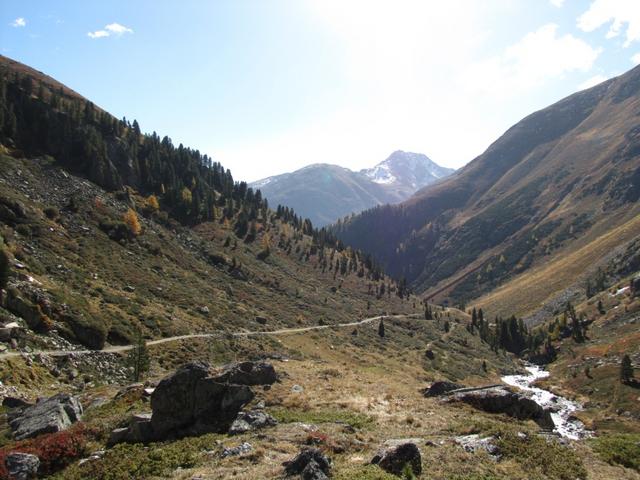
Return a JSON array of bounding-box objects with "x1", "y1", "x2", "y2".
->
[
  {"x1": 5, "y1": 452, "x2": 40, "y2": 480},
  {"x1": 422, "y1": 380, "x2": 463, "y2": 397},
  {"x1": 443, "y1": 386, "x2": 554, "y2": 429},
  {"x1": 283, "y1": 448, "x2": 331, "y2": 480},
  {"x1": 109, "y1": 361, "x2": 277, "y2": 444},
  {"x1": 8, "y1": 393, "x2": 82, "y2": 440},
  {"x1": 371, "y1": 440, "x2": 422, "y2": 476}
]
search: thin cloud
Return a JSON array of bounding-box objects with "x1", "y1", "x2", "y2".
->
[
  {"x1": 578, "y1": 0, "x2": 640, "y2": 47},
  {"x1": 461, "y1": 24, "x2": 600, "y2": 97},
  {"x1": 87, "y1": 22, "x2": 133, "y2": 39},
  {"x1": 550, "y1": 0, "x2": 564, "y2": 7},
  {"x1": 11, "y1": 17, "x2": 26, "y2": 28}
]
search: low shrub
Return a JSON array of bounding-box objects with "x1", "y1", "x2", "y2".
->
[
  {"x1": 591, "y1": 433, "x2": 640, "y2": 471},
  {"x1": 43, "y1": 206, "x2": 59, "y2": 220},
  {"x1": 0, "y1": 423, "x2": 95, "y2": 477}
]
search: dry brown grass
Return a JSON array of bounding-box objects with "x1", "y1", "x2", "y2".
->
[{"x1": 476, "y1": 214, "x2": 640, "y2": 318}]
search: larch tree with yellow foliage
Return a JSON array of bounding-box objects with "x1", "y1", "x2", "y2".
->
[{"x1": 123, "y1": 208, "x2": 142, "y2": 237}]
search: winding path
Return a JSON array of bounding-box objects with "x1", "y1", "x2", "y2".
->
[{"x1": 0, "y1": 314, "x2": 418, "y2": 360}]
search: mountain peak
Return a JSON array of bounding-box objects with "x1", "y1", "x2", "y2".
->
[
  {"x1": 361, "y1": 150, "x2": 455, "y2": 188},
  {"x1": 250, "y1": 152, "x2": 454, "y2": 226}
]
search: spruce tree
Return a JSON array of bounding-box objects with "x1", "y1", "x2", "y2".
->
[
  {"x1": 127, "y1": 330, "x2": 151, "y2": 382},
  {"x1": 0, "y1": 248, "x2": 10, "y2": 290},
  {"x1": 378, "y1": 318, "x2": 385, "y2": 338},
  {"x1": 621, "y1": 354, "x2": 634, "y2": 384}
]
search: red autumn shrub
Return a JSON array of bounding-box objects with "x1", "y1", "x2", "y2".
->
[{"x1": 0, "y1": 423, "x2": 95, "y2": 477}]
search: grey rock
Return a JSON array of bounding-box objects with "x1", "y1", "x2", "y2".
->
[
  {"x1": 371, "y1": 441, "x2": 422, "y2": 476},
  {"x1": 283, "y1": 448, "x2": 331, "y2": 477},
  {"x1": 217, "y1": 361, "x2": 278, "y2": 386},
  {"x1": 221, "y1": 442, "x2": 253, "y2": 458},
  {"x1": 229, "y1": 410, "x2": 277, "y2": 435},
  {"x1": 2, "y1": 396, "x2": 32, "y2": 409},
  {"x1": 454, "y1": 434, "x2": 500, "y2": 458},
  {"x1": 107, "y1": 427, "x2": 130, "y2": 447},
  {"x1": 255, "y1": 316, "x2": 268, "y2": 325},
  {"x1": 5, "y1": 452, "x2": 39, "y2": 480},
  {"x1": 301, "y1": 459, "x2": 329, "y2": 480},
  {"x1": 422, "y1": 381, "x2": 463, "y2": 397},
  {"x1": 9, "y1": 393, "x2": 82, "y2": 440},
  {"x1": 444, "y1": 386, "x2": 554, "y2": 429}
]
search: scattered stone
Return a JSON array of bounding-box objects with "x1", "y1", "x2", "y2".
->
[
  {"x1": 292, "y1": 385, "x2": 304, "y2": 393},
  {"x1": 221, "y1": 442, "x2": 253, "y2": 458},
  {"x1": 443, "y1": 386, "x2": 554, "y2": 429},
  {"x1": 371, "y1": 440, "x2": 422, "y2": 476},
  {"x1": 115, "y1": 383, "x2": 144, "y2": 398},
  {"x1": 199, "y1": 306, "x2": 209, "y2": 314},
  {"x1": 422, "y1": 381, "x2": 463, "y2": 397},
  {"x1": 454, "y1": 434, "x2": 500, "y2": 458},
  {"x1": 5, "y1": 452, "x2": 39, "y2": 479},
  {"x1": 9, "y1": 393, "x2": 82, "y2": 440},
  {"x1": 229, "y1": 410, "x2": 277, "y2": 435},
  {"x1": 78, "y1": 450, "x2": 105, "y2": 466},
  {"x1": 255, "y1": 316, "x2": 268, "y2": 325},
  {"x1": 123, "y1": 285, "x2": 135, "y2": 292},
  {"x1": 283, "y1": 448, "x2": 331, "y2": 479}
]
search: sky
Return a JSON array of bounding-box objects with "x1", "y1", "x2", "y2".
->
[{"x1": 2, "y1": 1, "x2": 640, "y2": 182}]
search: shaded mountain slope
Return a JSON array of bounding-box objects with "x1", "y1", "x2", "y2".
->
[{"x1": 333, "y1": 66, "x2": 640, "y2": 311}]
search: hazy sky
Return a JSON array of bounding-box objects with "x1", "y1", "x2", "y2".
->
[{"x1": 2, "y1": 1, "x2": 640, "y2": 182}]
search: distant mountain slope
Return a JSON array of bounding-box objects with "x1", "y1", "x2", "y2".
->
[
  {"x1": 333, "y1": 65, "x2": 640, "y2": 313},
  {"x1": 251, "y1": 151, "x2": 454, "y2": 226}
]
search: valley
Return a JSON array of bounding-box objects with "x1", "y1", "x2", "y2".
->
[{"x1": 0, "y1": 20, "x2": 639, "y2": 480}]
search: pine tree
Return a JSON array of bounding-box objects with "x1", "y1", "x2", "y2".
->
[
  {"x1": 621, "y1": 354, "x2": 634, "y2": 384},
  {"x1": 127, "y1": 330, "x2": 150, "y2": 382},
  {"x1": 378, "y1": 319, "x2": 385, "y2": 338}
]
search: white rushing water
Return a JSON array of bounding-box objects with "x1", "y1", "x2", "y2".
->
[{"x1": 502, "y1": 364, "x2": 591, "y2": 440}]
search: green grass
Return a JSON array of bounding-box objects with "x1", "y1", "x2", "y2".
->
[
  {"x1": 269, "y1": 406, "x2": 374, "y2": 430},
  {"x1": 334, "y1": 465, "x2": 399, "y2": 480},
  {"x1": 591, "y1": 433, "x2": 640, "y2": 471}
]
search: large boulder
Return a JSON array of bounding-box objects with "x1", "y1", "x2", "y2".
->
[
  {"x1": 110, "y1": 361, "x2": 277, "y2": 444},
  {"x1": 443, "y1": 386, "x2": 554, "y2": 429},
  {"x1": 371, "y1": 440, "x2": 422, "y2": 476},
  {"x1": 5, "y1": 452, "x2": 40, "y2": 480},
  {"x1": 8, "y1": 393, "x2": 82, "y2": 440},
  {"x1": 422, "y1": 381, "x2": 464, "y2": 397}
]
